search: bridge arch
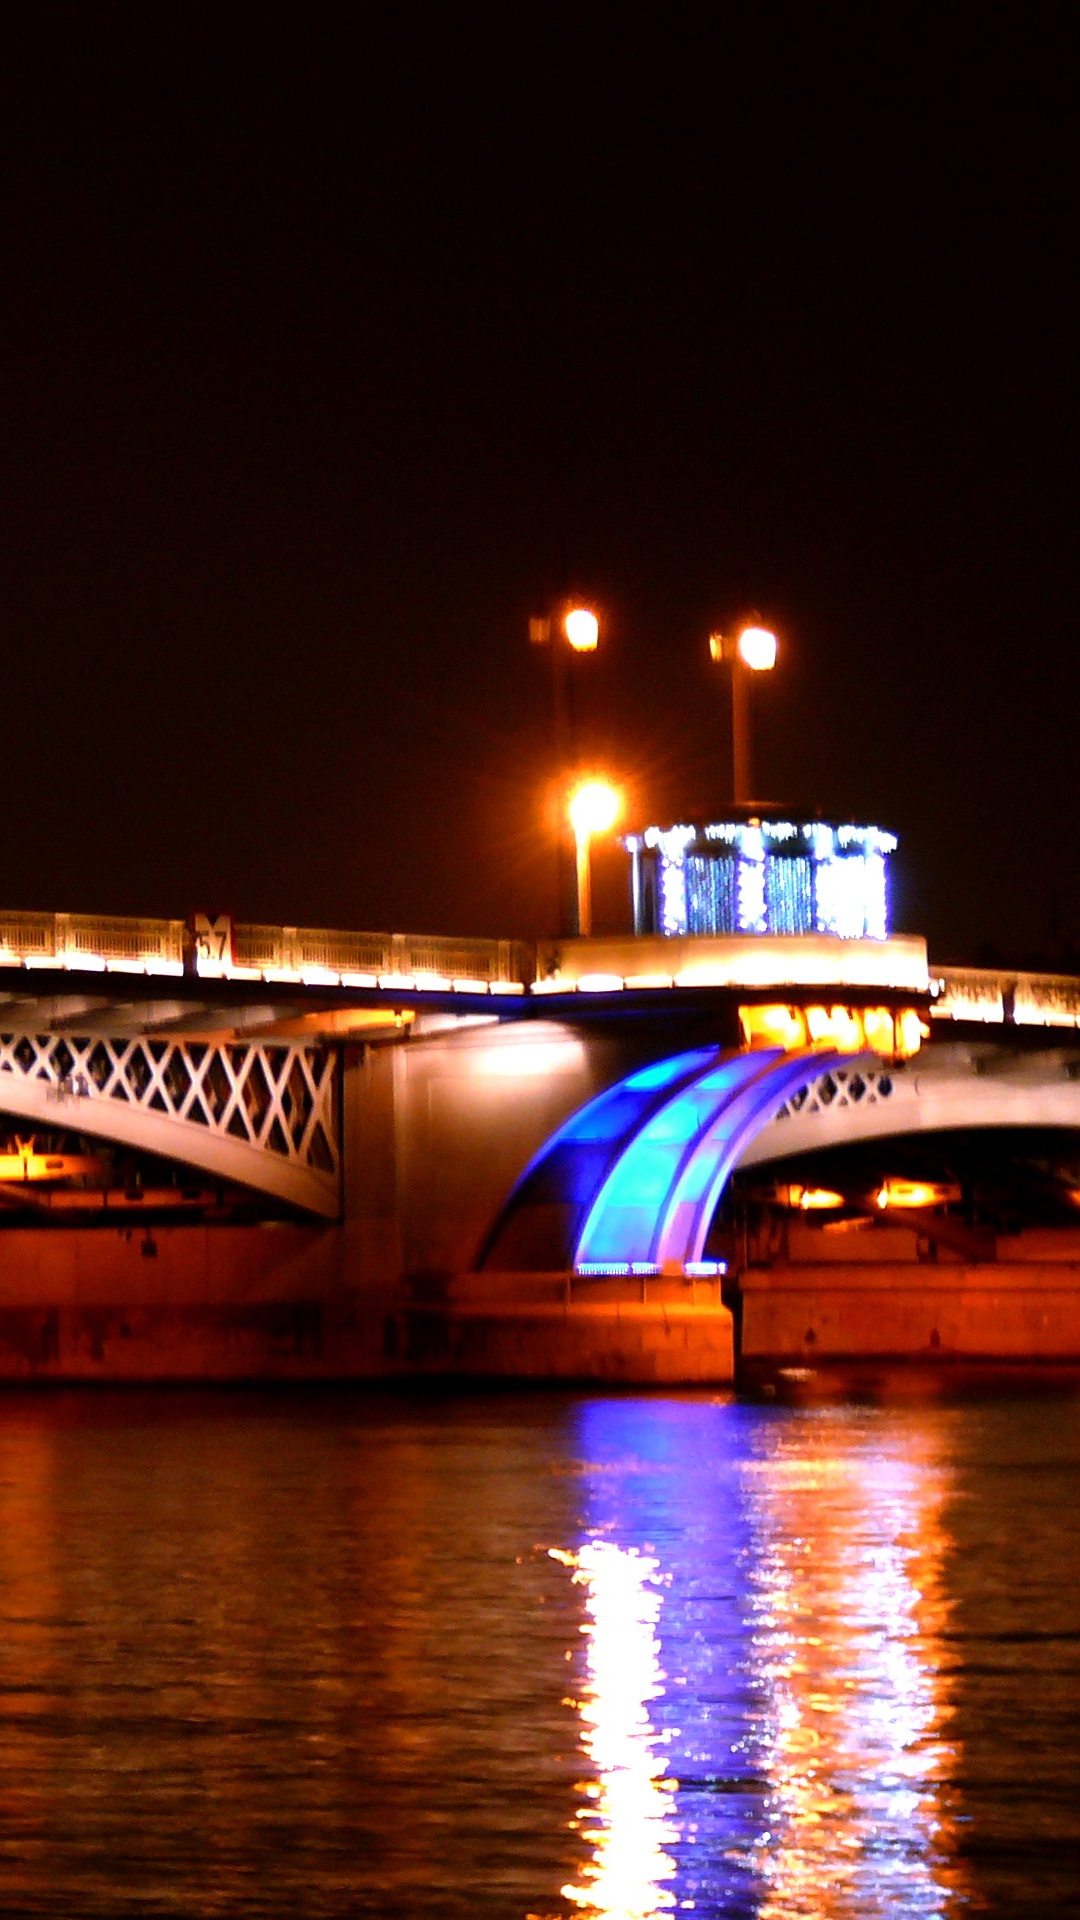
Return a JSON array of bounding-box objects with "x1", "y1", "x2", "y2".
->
[
  {"x1": 479, "y1": 1045, "x2": 864, "y2": 1272},
  {"x1": 0, "y1": 1028, "x2": 339, "y2": 1216},
  {"x1": 736, "y1": 1049, "x2": 1080, "y2": 1170}
]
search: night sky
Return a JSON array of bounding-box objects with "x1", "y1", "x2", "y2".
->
[{"x1": 3, "y1": 8, "x2": 1074, "y2": 961}]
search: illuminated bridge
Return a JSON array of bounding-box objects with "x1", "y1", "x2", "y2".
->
[
  {"x1": 3, "y1": 903, "x2": 1080, "y2": 1231},
  {"x1": 7, "y1": 897, "x2": 1080, "y2": 1383}
]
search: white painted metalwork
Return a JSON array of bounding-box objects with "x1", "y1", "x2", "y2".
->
[
  {"x1": 0, "y1": 1029, "x2": 339, "y2": 1216},
  {"x1": 770, "y1": 1064, "x2": 896, "y2": 1122},
  {"x1": 738, "y1": 1046, "x2": 1080, "y2": 1168}
]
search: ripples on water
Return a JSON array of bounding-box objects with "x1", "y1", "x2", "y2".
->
[{"x1": 1, "y1": 1388, "x2": 1079, "y2": 1917}]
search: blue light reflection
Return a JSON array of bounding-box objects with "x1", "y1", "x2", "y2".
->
[{"x1": 553, "y1": 1399, "x2": 965, "y2": 1918}]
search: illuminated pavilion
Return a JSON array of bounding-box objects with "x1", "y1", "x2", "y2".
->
[{"x1": 624, "y1": 816, "x2": 897, "y2": 942}]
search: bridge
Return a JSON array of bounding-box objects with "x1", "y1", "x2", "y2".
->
[{"x1": 6, "y1": 904, "x2": 1080, "y2": 1382}]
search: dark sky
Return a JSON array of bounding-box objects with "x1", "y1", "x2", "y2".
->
[{"x1": 2, "y1": 7, "x2": 1075, "y2": 960}]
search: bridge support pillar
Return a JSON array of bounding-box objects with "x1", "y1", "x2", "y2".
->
[
  {"x1": 739, "y1": 1260, "x2": 1080, "y2": 1374},
  {"x1": 381, "y1": 1273, "x2": 735, "y2": 1384}
]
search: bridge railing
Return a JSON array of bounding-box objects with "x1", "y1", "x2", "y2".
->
[
  {"x1": 933, "y1": 965, "x2": 1080, "y2": 1028},
  {"x1": 0, "y1": 910, "x2": 187, "y2": 974},
  {"x1": 230, "y1": 925, "x2": 530, "y2": 988},
  {"x1": 1, "y1": 909, "x2": 531, "y2": 989}
]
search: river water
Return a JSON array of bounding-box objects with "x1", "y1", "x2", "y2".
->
[{"x1": 1, "y1": 1386, "x2": 1078, "y2": 1918}]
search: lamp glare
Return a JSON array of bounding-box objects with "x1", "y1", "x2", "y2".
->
[
  {"x1": 569, "y1": 779, "x2": 621, "y2": 839},
  {"x1": 736, "y1": 625, "x2": 778, "y2": 671},
  {"x1": 565, "y1": 607, "x2": 600, "y2": 652}
]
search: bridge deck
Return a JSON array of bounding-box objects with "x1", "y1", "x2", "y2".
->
[{"x1": 4, "y1": 908, "x2": 1080, "y2": 1041}]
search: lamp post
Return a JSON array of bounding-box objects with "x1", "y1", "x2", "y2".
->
[
  {"x1": 708, "y1": 623, "x2": 778, "y2": 807},
  {"x1": 530, "y1": 601, "x2": 602, "y2": 933},
  {"x1": 568, "y1": 777, "x2": 621, "y2": 938}
]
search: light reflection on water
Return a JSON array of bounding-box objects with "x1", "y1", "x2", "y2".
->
[
  {"x1": 745, "y1": 1434, "x2": 961, "y2": 1919},
  {"x1": 551, "y1": 1541, "x2": 679, "y2": 1918},
  {"x1": 2, "y1": 1390, "x2": 1079, "y2": 1916},
  {"x1": 560, "y1": 1401, "x2": 967, "y2": 1918}
]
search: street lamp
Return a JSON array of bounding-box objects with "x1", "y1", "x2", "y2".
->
[
  {"x1": 568, "y1": 777, "x2": 621, "y2": 938},
  {"x1": 708, "y1": 623, "x2": 779, "y2": 807},
  {"x1": 563, "y1": 606, "x2": 599, "y2": 652},
  {"x1": 531, "y1": 601, "x2": 603, "y2": 932},
  {"x1": 528, "y1": 604, "x2": 601, "y2": 654}
]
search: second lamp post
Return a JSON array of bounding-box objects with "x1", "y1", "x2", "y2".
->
[
  {"x1": 530, "y1": 601, "x2": 601, "y2": 934},
  {"x1": 709, "y1": 623, "x2": 778, "y2": 807}
]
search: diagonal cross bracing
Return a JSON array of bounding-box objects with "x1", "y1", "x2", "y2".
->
[{"x1": 0, "y1": 1029, "x2": 339, "y2": 1217}]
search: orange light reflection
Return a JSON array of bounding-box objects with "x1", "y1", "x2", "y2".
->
[{"x1": 745, "y1": 1423, "x2": 967, "y2": 1918}]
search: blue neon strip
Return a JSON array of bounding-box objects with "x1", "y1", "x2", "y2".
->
[
  {"x1": 575, "y1": 1259, "x2": 720, "y2": 1277},
  {"x1": 574, "y1": 1052, "x2": 781, "y2": 1266},
  {"x1": 623, "y1": 1054, "x2": 715, "y2": 1093},
  {"x1": 548, "y1": 1048, "x2": 719, "y2": 1147},
  {"x1": 574, "y1": 1049, "x2": 867, "y2": 1271},
  {"x1": 655, "y1": 1050, "x2": 858, "y2": 1268},
  {"x1": 476, "y1": 1047, "x2": 720, "y2": 1270}
]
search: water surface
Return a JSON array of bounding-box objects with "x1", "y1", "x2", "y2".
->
[{"x1": 1, "y1": 1387, "x2": 1078, "y2": 1916}]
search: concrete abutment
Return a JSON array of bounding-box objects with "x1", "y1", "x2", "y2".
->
[{"x1": 0, "y1": 1224, "x2": 737, "y2": 1383}]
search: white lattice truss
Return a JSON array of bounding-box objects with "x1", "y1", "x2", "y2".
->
[
  {"x1": 0, "y1": 1029, "x2": 339, "y2": 1216},
  {"x1": 737, "y1": 1052, "x2": 1080, "y2": 1168},
  {"x1": 737, "y1": 1063, "x2": 898, "y2": 1167},
  {"x1": 774, "y1": 1064, "x2": 896, "y2": 1120}
]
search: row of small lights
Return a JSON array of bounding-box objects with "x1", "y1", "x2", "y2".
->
[
  {"x1": 0, "y1": 946, "x2": 1043, "y2": 1020},
  {"x1": 0, "y1": 948, "x2": 528, "y2": 993},
  {"x1": 8, "y1": 941, "x2": 1072, "y2": 1030},
  {"x1": 0, "y1": 945, "x2": 920, "y2": 1007},
  {"x1": 0, "y1": 948, "x2": 880, "y2": 1001},
  {"x1": 576, "y1": 1259, "x2": 726, "y2": 1277}
]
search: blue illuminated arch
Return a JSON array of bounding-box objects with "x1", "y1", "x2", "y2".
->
[
  {"x1": 480, "y1": 1046, "x2": 869, "y2": 1273},
  {"x1": 654, "y1": 1051, "x2": 845, "y2": 1266},
  {"x1": 573, "y1": 1050, "x2": 776, "y2": 1265},
  {"x1": 475, "y1": 1048, "x2": 720, "y2": 1271},
  {"x1": 577, "y1": 1048, "x2": 864, "y2": 1269}
]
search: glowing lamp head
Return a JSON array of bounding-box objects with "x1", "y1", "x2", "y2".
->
[
  {"x1": 797, "y1": 1185, "x2": 846, "y2": 1211},
  {"x1": 569, "y1": 778, "x2": 621, "y2": 840},
  {"x1": 735, "y1": 625, "x2": 778, "y2": 671},
  {"x1": 564, "y1": 606, "x2": 600, "y2": 652}
]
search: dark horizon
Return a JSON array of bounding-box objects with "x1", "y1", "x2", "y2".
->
[{"x1": 3, "y1": 9, "x2": 1075, "y2": 962}]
